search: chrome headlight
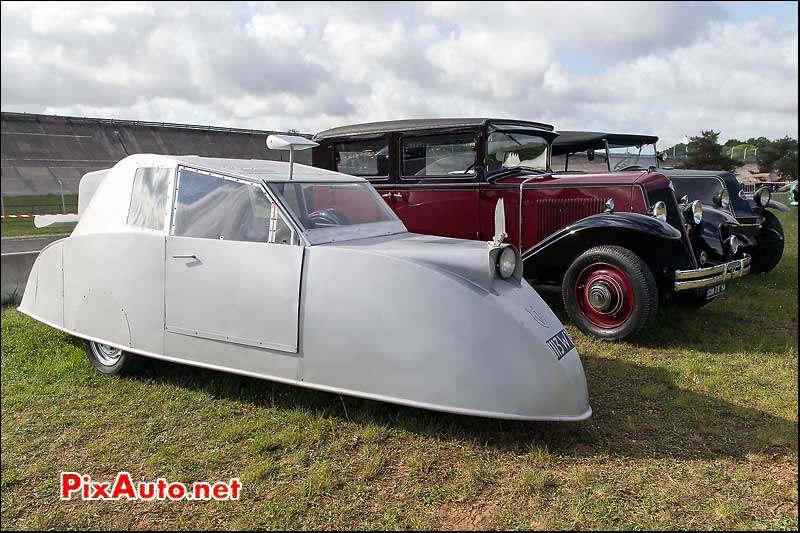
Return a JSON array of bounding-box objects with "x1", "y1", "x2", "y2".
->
[
  {"x1": 754, "y1": 186, "x2": 771, "y2": 207},
  {"x1": 688, "y1": 200, "x2": 702, "y2": 225},
  {"x1": 720, "y1": 189, "x2": 730, "y2": 209},
  {"x1": 650, "y1": 201, "x2": 668, "y2": 222},
  {"x1": 725, "y1": 235, "x2": 740, "y2": 255},
  {"x1": 497, "y1": 247, "x2": 517, "y2": 279}
]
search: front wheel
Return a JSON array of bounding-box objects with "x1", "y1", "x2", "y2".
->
[
  {"x1": 749, "y1": 211, "x2": 784, "y2": 274},
  {"x1": 562, "y1": 246, "x2": 658, "y2": 340},
  {"x1": 83, "y1": 340, "x2": 142, "y2": 375}
]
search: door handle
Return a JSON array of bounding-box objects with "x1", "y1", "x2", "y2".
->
[
  {"x1": 172, "y1": 254, "x2": 197, "y2": 260},
  {"x1": 392, "y1": 192, "x2": 404, "y2": 201},
  {"x1": 381, "y1": 192, "x2": 392, "y2": 199}
]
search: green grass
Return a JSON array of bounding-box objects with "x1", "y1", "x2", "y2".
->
[
  {"x1": 1, "y1": 210, "x2": 797, "y2": 530},
  {"x1": 2, "y1": 194, "x2": 78, "y2": 215},
  {"x1": 1, "y1": 218, "x2": 75, "y2": 238},
  {"x1": 1, "y1": 194, "x2": 78, "y2": 237}
]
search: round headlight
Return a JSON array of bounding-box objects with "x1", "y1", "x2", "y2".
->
[
  {"x1": 651, "y1": 201, "x2": 668, "y2": 222},
  {"x1": 755, "y1": 186, "x2": 771, "y2": 207},
  {"x1": 498, "y1": 247, "x2": 517, "y2": 279},
  {"x1": 725, "y1": 235, "x2": 740, "y2": 255},
  {"x1": 690, "y1": 200, "x2": 703, "y2": 225},
  {"x1": 720, "y1": 189, "x2": 730, "y2": 209}
]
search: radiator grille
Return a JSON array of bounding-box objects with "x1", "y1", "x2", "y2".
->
[{"x1": 536, "y1": 198, "x2": 605, "y2": 241}]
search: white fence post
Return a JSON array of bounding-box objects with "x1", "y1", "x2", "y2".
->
[{"x1": 57, "y1": 179, "x2": 66, "y2": 213}]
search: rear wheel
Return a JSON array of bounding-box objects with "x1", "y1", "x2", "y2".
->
[
  {"x1": 563, "y1": 246, "x2": 658, "y2": 340},
  {"x1": 749, "y1": 211, "x2": 784, "y2": 274},
  {"x1": 83, "y1": 340, "x2": 141, "y2": 375}
]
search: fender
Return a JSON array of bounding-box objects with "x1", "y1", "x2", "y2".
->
[
  {"x1": 765, "y1": 199, "x2": 789, "y2": 213},
  {"x1": 521, "y1": 212, "x2": 685, "y2": 280},
  {"x1": 697, "y1": 206, "x2": 739, "y2": 256}
]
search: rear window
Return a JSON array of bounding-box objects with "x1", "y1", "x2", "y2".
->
[
  {"x1": 127, "y1": 167, "x2": 171, "y2": 231},
  {"x1": 334, "y1": 139, "x2": 390, "y2": 179}
]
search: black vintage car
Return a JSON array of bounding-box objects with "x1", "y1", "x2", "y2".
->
[
  {"x1": 552, "y1": 131, "x2": 788, "y2": 274},
  {"x1": 312, "y1": 119, "x2": 752, "y2": 340}
]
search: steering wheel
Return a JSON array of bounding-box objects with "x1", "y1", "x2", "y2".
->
[
  {"x1": 616, "y1": 165, "x2": 647, "y2": 172},
  {"x1": 308, "y1": 207, "x2": 352, "y2": 228}
]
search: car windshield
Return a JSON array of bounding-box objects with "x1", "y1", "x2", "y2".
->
[
  {"x1": 267, "y1": 181, "x2": 406, "y2": 244},
  {"x1": 608, "y1": 143, "x2": 658, "y2": 171},
  {"x1": 486, "y1": 131, "x2": 549, "y2": 176}
]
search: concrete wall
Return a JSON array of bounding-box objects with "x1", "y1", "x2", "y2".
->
[
  {"x1": 2, "y1": 112, "x2": 312, "y2": 196},
  {"x1": 1, "y1": 252, "x2": 37, "y2": 303}
]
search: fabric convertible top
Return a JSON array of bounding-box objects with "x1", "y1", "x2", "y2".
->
[{"x1": 552, "y1": 131, "x2": 659, "y2": 156}]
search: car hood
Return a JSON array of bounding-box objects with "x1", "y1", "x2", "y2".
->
[{"x1": 325, "y1": 232, "x2": 514, "y2": 290}]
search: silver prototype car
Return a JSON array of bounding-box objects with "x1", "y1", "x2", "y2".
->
[{"x1": 19, "y1": 136, "x2": 591, "y2": 421}]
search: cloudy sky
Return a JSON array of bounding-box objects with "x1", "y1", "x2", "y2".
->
[{"x1": 1, "y1": 1, "x2": 797, "y2": 147}]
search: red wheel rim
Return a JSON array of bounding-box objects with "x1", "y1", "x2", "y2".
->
[{"x1": 574, "y1": 262, "x2": 635, "y2": 329}]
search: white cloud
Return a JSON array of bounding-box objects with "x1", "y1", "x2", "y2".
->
[{"x1": 1, "y1": 1, "x2": 797, "y2": 146}]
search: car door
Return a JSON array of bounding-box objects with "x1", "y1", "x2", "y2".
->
[
  {"x1": 164, "y1": 167, "x2": 303, "y2": 376},
  {"x1": 391, "y1": 131, "x2": 480, "y2": 240}
]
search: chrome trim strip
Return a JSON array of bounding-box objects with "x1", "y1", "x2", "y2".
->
[
  {"x1": 674, "y1": 256, "x2": 751, "y2": 291},
  {"x1": 518, "y1": 175, "x2": 541, "y2": 251}
]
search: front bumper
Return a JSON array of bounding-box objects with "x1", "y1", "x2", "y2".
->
[{"x1": 674, "y1": 255, "x2": 751, "y2": 291}]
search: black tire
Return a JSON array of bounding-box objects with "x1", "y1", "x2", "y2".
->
[
  {"x1": 562, "y1": 245, "x2": 658, "y2": 341},
  {"x1": 749, "y1": 211, "x2": 785, "y2": 274},
  {"x1": 83, "y1": 340, "x2": 142, "y2": 375}
]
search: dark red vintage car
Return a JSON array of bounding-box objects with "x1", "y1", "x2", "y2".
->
[{"x1": 311, "y1": 119, "x2": 751, "y2": 340}]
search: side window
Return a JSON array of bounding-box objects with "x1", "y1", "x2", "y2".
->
[
  {"x1": 173, "y1": 168, "x2": 286, "y2": 243},
  {"x1": 401, "y1": 134, "x2": 477, "y2": 178},
  {"x1": 333, "y1": 139, "x2": 389, "y2": 179},
  {"x1": 127, "y1": 167, "x2": 171, "y2": 230}
]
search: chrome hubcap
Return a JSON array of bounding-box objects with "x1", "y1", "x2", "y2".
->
[
  {"x1": 90, "y1": 342, "x2": 122, "y2": 366},
  {"x1": 587, "y1": 282, "x2": 614, "y2": 312}
]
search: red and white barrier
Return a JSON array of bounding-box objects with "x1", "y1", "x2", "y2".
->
[{"x1": 2, "y1": 213, "x2": 78, "y2": 219}]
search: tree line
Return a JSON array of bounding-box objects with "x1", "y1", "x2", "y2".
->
[{"x1": 665, "y1": 131, "x2": 798, "y2": 180}]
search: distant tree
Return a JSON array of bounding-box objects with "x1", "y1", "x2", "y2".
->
[
  {"x1": 723, "y1": 138, "x2": 742, "y2": 147},
  {"x1": 774, "y1": 151, "x2": 798, "y2": 181},
  {"x1": 680, "y1": 130, "x2": 739, "y2": 172},
  {"x1": 758, "y1": 136, "x2": 799, "y2": 176},
  {"x1": 746, "y1": 136, "x2": 771, "y2": 148}
]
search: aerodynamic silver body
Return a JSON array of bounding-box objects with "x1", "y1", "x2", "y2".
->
[{"x1": 19, "y1": 150, "x2": 591, "y2": 421}]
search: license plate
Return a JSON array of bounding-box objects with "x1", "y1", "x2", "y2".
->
[
  {"x1": 706, "y1": 283, "x2": 727, "y2": 300},
  {"x1": 546, "y1": 329, "x2": 576, "y2": 361}
]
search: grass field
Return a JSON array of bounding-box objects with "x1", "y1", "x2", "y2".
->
[
  {"x1": 1, "y1": 195, "x2": 78, "y2": 238},
  {"x1": 1, "y1": 209, "x2": 797, "y2": 530}
]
